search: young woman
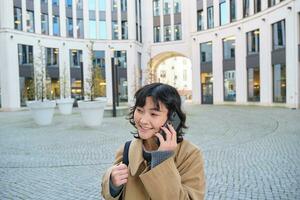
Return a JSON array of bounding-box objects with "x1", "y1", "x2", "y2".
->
[{"x1": 101, "y1": 83, "x2": 205, "y2": 200}]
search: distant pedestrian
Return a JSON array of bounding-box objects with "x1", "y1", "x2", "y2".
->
[{"x1": 101, "y1": 83, "x2": 205, "y2": 200}]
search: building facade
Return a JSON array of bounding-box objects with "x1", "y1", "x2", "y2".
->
[{"x1": 0, "y1": 0, "x2": 299, "y2": 110}]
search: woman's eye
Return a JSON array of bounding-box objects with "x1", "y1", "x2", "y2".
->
[
  {"x1": 151, "y1": 113, "x2": 159, "y2": 116},
  {"x1": 136, "y1": 108, "x2": 143, "y2": 113}
]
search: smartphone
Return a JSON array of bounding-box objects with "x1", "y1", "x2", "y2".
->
[{"x1": 159, "y1": 111, "x2": 181, "y2": 141}]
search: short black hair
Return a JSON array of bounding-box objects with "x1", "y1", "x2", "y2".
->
[{"x1": 128, "y1": 83, "x2": 187, "y2": 143}]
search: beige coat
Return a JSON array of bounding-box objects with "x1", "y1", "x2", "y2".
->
[{"x1": 101, "y1": 139, "x2": 205, "y2": 200}]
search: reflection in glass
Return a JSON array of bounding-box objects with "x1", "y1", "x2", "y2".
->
[
  {"x1": 223, "y1": 37, "x2": 235, "y2": 59},
  {"x1": 77, "y1": 19, "x2": 84, "y2": 38},
  {"x1": 53, "y1": 15, "x2": 60, "y2": 36},
  {"x1": 26, "y1": 10, "x2": 35, "y2": 33},
  {"x1": 247, "y1": 29, "x2": 260, "y2": 54},
  {"x1": 122, "y1": 20, "x2": 128, "y2": 39},
  {"x1": 153, "y1": 0, "x2": 160, "y2": 16},
  {"x1": 41, "y1": 14, "x2": 49, "y2": 35},
  {"x1": 230, "y1": 0, "x2": 236, "y2": 22},
  {"x1": 219, "y1": 1, "x2": 228, "y2": 25},
  {"x1": 153, "y1": 26, "x2": 160, "y2": 42},
  {"x1": 224, "y1": 70, "x2": 236, "y2": 101},
  {"x1": 273, "y1": 64, "x2": 286, "y2": 103},
  {"x1": 164, "y1": 25, "x2": 171, "y2": 41},
  {"x1": 197, "y1": 10, "x2": 204, "y2": 31},
  {"x1": 89, "y1": 20, "x2": 96, "y2": 39},
  {"x1": 174, "y1": 0, "x2": 181, "y2": 13},
  {"x1": 200, "y1": 42, "x2": 212, "y2": 63},
  {"x1": 66, "y1": 17, "x2": 73, "y2": 37},
  {"x1": 93, "y1": 51, "x2": 106, "y2": 97},
  {"x1": 207, "y1": 6, "x2": 214, "y2": 29},
  {"x1": 14, "y1": 7, "x2": 22, "y2": 30},
  {"x1": 163, "y1": 0, "x2": 170, "y2": 15},
  {"x1": 272, "y1": 20, "x2": 286, "y2": 50},
  {"x1": 201, "y1": 73, "x2": 213, "y2": 104},
  {"x1": 99, "y1": 21, "x2": 106, "y2": 39},
  {"x1": 247, "y1": 68, "x2": 260, "y2": 102},
  {"x1": 174, "y1": 24, "x2": 181, "y2": 40}
]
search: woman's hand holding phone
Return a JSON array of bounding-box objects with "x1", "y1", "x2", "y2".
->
[
  {"x1": 110, "y1": 163, "x2": 129, "y2": 187},
  {"x1": 155, "y1": 123, "x2": 177, "y2": 152}
]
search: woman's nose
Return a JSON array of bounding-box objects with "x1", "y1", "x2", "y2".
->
[{"x1": 139, "y1": 114, "x2": 150, "y2": 125}]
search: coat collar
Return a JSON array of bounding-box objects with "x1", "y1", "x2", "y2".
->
[{"x1": 128, "y1": 139, "x2": 146, "y2": 176}]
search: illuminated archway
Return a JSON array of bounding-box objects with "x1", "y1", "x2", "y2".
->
[{"x1": 147, "y1": 52, "x2": 192, "y2": 99}]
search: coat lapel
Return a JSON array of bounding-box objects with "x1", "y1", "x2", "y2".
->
[{"x1": 128, "y1": 139, "x2": 145, "y2": 176}]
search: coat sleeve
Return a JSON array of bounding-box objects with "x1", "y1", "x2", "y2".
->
[
  {"x1": 101, "y1": 145, "x2": 124, "y2": 200},
  {"x1": 139, "y1": 148, "x2": 205, "y2": 200}
]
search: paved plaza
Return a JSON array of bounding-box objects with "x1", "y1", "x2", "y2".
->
[{"x1": 0, "y1": 105, "x2": 299, "y2": 200}]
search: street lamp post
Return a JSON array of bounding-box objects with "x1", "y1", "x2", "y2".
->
[{"x1": 111, "y1": 56, "x2": 117, "y2": 117}]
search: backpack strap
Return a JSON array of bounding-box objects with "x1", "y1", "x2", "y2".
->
[{"x1": 123, "y1": 140, "x2": 131, "y2": 166}]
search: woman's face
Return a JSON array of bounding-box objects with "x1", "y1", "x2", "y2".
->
[{"x1": 134, "y1": 97, "x2": 168, "y2": 140}]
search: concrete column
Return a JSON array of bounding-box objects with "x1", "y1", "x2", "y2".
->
[
  {"x1": 127, "y1": 46, "x2": 136, "y2": 104},
  {"x1": 213, "y1": 0, "x2": 220, "y2": 27},
  {"x1": 191, "y1": 39, "x2": 201, "y2": 104},
  {"x1": 189, "y1": 0, "x2": 198, "y2": 33},
  {"x1": 249, "y1": 0, "x2": 254, "y2": 16},
  {"x1": 34, "y1": 0, "x2": 41, "y2": 34},
  {"x1": 260, "y1": 18, "x2": 272, "y2": 105},
  {"x1": 73, "y1": 0, "x2": 77, "y2": 38},
  {"x1": 82, "y1": 44, "x2": 90, "y2": 100},
  {"x1": 95, "y1": 0, "x2": 100, "y2": 39},
  {"x1": 106, "y1": 0, "x2": 112, "y2": 40},
  {"x1": 261, "y1": 0, "x2": 268, "y2": 11},
  {"x1": 117, "y1": 0, "x2": 121, "y2": 39},
  {"x1": 235, "y1": 29, "x2": 247, "y2": 104},
  {"x1": 212, "y1": 36, "x2": 223, "y2": 104},
  {"x1": 83, "y1": 0, "x2": 89, "y2": 38},
  {"x1": 22, "y1": 0, "x2": 27, "y2": 31},
  {"x1": 106, "y1": 46, "x2": 114, "y2": 105},
  {"x1": 59, "y1": 43, "x2": 71, "y2": 98},
  {"x1": 286, "y1": 4, "x2": 299, "y2": 108},
  {"x1": 236, "y1": 0, "x2": 243, "y2": 20},
  {"x1": 48, "y1": 0, "x2": 53, "y2": 35},
  {"x1": 203, "y1": 0, "x2": 207, "y2": 30},
  {"x1": 0, "y1": 0, "x2": 14, "y2": 29},
  {"x1": 0, "y1": 33, "x2": 20, "y2": 110},
  {"x1": 127, "y1": 0, "x2": 136, "y2": 40},
  {"x1": 59, "y1": 0, "x2": 66, "y2": 37}
]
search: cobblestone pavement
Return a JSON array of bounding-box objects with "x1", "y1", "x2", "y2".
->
[{"x1": 0, "y1": 105, "x2": 299, "y2": 200}]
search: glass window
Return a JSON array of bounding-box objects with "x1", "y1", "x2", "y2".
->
[
  {"x1": 254, "y1": 0, "x2": 261, "y2": 13},
  {"x1": 18, "y1": 44, "x2": 33, "y2": 65},
  {"x1": 14, "y1": 7, "x2": 22, "y2": 30},
  {"x1": 65, "y1": 0, "x2": 72, "y2": 8},
  {"x1": 89, "y1": 0, "x2": 96, "y2": 10},
  {"x1": 93, "y1": 50, "x2": 106, "y2": 97},
  {"x1": 174, "y1": 0, "x2": 181, "y2": 13},
  {"x1": 247, "y1": 29, "x2": 260, "y2": 54},
  {"x1": 163, "y1": 0, "x2": 170, "y2": 15},
  {"x1": 99, "y1": 21, "x2": 106, "y2": 39},
  {"x1": 114, "y1": 51, "x2": 128, "y2": 102},
  {"x1": 197, "y1": 10, "x2": 204, "y2": 31},
  {"x1": 53, "y1": 15, "x2": 60, "y2": 36},
  {"x1": 220, "y1": 1, "x2": 228, "y2": 26},
  {"x1": 273, "y1": 64, "x2": 286, "y2": 103},
  {"x1": 163, "y1": 25, "x2": 171, "y2": 41},
  {"x1": 272, "y1": 20, "x2": 286, "y2": 50},
  {"x1": 174, "y1": 24, "x2": 182, "y2": 40},
  {"x1": 53, "y1": 0, "x2": 59, "y2": 6},
  {"x1": 99, "y1": 0, "x2": 106, "y2": 11},
  {"x1": 223, "y1": 37, "x2": 235, "y2": 59},
  {"x1": 112, "y1": 0, "x2": 118, "y2": 11},
  {"x1": 224, "y1": 70, "x2": 236, "y2": 101},
  {"x1": 247, "y1": 68, "x2": 260, "y2": 102},
  {"x1": 76, "y1": 0, "x2": 83, "y2": 9},
  {"x1": 268, "y1": 0, "x2": 276, "y2": 7},
  {"x1": 89, "y1": 20, "x2": 96, "y2": 39},
  {"x1": 200, "y1": 42, "x2": 212, "y2": 63},
  {"x1": 70, "y1": 49, "x2": 82, "y2": 68},
  {"x1": 77, "y1": 19, "x2": 84, "y2": 38},
  {"x1": 46, "y1": 48, "x2": 59, "y2": 66},
  {"x1": 112, "y1": 21, "x2": 118, "y2": 39},
  {"x1": 207, "y1": 6, "x2": 214, "y2": 29},
  {"x1": 121, "y1": 0, "x2": 127, "y2": 12},
  {"x1": 230, "y1": 0, "x2": 236, "y2": 22},
  {"x1": 121, "y1": 20, "x2": 128, "y2": 39},
  {"x1": 153, "y1": 0, "x2": 160, "y2": 16},
  {"x1": 41, "y1": 0, "x2": 48, "y2": 3},
  {"x1": 243, "y1": 0, "x2": 249, "y2": 17},
  {"x1": 153, "y1": 26, "x2": 161, "y2": 42},
  {"x1": 26, "y1": 10, "x2": 35, "y2": 33},
  {"x1": 41, "y1": 14, "x2": 49, "y2": 35},
  {"x1": 66, "y1": 17, "x2": 73, "y2": 37}
]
